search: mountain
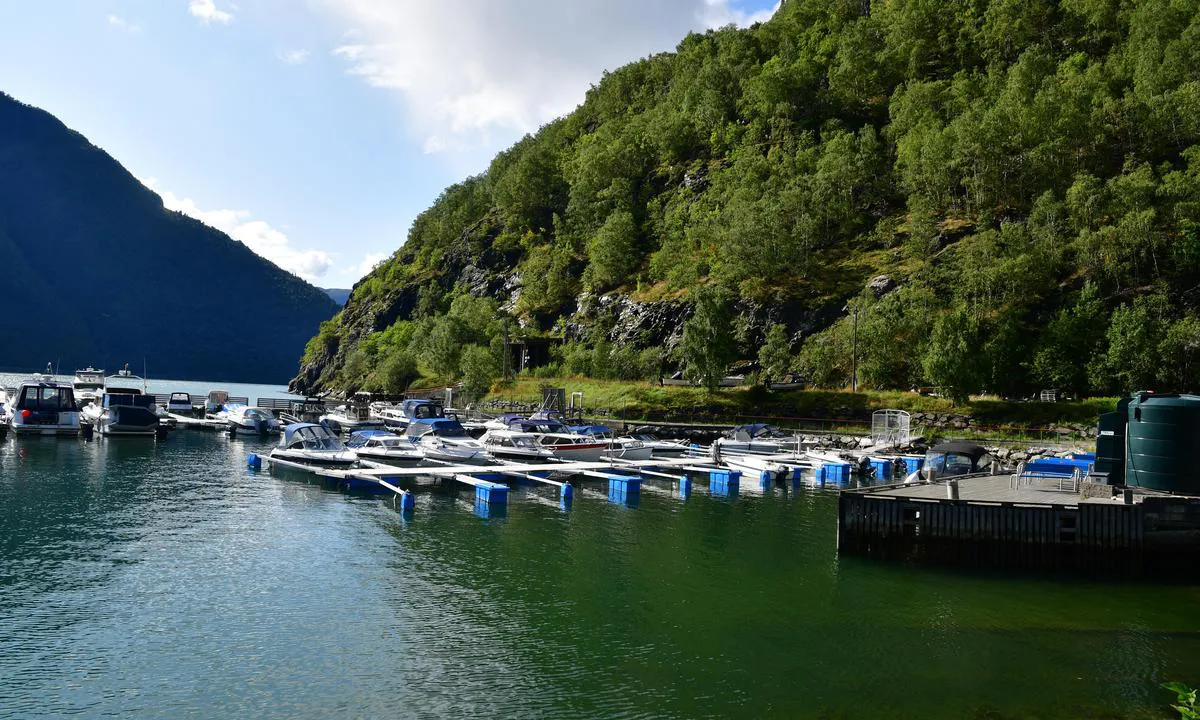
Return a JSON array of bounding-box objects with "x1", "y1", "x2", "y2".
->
[
  {"x1": 324, "y1": 288, "x2": 352, "y2": 306},
  {"x1": 0, "y1": 92, "x2": 336, "y2": 384},
  {"x1": 295, "y1": 0, "x2": 1200, "y2": 400}
]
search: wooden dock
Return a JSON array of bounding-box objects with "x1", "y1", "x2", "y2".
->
[{"x1": 838, "y1": 474, "x2": 1200, "y2": 574}]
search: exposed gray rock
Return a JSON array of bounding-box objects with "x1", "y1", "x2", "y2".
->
[{"x1": 867, "y1": 274, "x2": 898, "y2": 297}]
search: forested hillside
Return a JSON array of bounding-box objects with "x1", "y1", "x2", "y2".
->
[
  {"x1": 295, "y1": 0, "x2": 1200, "y2": 400},
  {"x1": 0, "y1": 93, "x2": 337, "y2": 383}
]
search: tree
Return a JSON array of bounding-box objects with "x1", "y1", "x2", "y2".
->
[
  {"x1": 922, "y1": 309, "x2": 984, "y2": 404},
  {"x1": 757, "y1": 323, "x2": 793, "y2": 384},
  {"x1": 460, "y1": 345, "x2": 500, "y2": 402},
  {"x1": 585, "y1": 210, "x2": 639, "y2": 290},
  {"x1": 674, "y1": 287, "x2": 736, "y2": 392},
  {"x1": 374, "y1": 351, "x2": 418, "y2": 394}
]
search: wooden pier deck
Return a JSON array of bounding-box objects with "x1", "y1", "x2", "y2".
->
[{"x1": 837, "y1": 474, "x2": 1200, "y2": 574}]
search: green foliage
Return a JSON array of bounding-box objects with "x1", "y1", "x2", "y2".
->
[
  {"x1": 758, "y1": 323, "x2": 793, "y2": 383},
  {"x1": 299, "y1": 0, "x2": 1200, "y2": 400},
  {"x1": 460, "y1": 344, "x2": 500, "y2": 401},
  {"x1": 1162, "y1": 682, "x2": 1199, "y2": 720},
  {"x1": 674, "y1": 287, "x2": 736, "y2": 392}
]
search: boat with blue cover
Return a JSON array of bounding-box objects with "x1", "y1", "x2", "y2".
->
[
  {"x1": 346, "y1": 429, "x2": 424, "y2": 466},
  {"x1": 269, "y1": 423, "x2": 358, "y2": 467}
]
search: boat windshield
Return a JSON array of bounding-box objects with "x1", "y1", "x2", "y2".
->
[
  {"x1": 289, "y1": 425, "x2": 344, "y2": 451},
  {"x1": 927, "y1": 452, "x2": 977, "y2": 477},
  {"x1": 433, "y1": 424, "x2": 467, "y2": 438},
  {"x1": 245, "y1": 409, "x2": 274, "y2": 421},
  {"x1": 18, "y1": 385, "x2": 78, "y2": 412}
]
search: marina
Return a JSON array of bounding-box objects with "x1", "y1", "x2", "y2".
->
[{"x1": 1, "y1": 429, "x2": 1197, "y2": 719}]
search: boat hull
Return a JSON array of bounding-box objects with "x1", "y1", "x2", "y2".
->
[{"x1": 355, "y1": 449, "x2": 424, "y2": 467}]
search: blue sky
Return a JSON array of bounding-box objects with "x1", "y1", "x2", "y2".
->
[{"x1": 0, "y1": 0, "x2": 778, "y2": 287}]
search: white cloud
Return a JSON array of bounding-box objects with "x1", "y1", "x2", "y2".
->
[
  {"x1": 189, "y1": 0, "x2": 234, "y2": 25},
  {"x1": 107, "y1": 14, "x2": 141, "y2": 33},
  {"x1": 141, "y1": 178, "x2": 332, "y2": 282},
  {"x1": 277, "y1": 49, "x2": 310, "y2": 65},
  {"x1": 357, "y1": 252, "x2": 387, "y2": 277},
  {"x1": 320, "y1": 0, "x2": 779, "y2": 154}
]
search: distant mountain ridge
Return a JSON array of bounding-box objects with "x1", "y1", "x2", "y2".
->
[
  {"x1": 324, "y1": 288, "x2": 351, "y2": 306},
  {"x1": 0, "y1": 92, "x2": 336, "y2": 384}
]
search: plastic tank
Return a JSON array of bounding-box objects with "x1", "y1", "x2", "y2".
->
[{"x1": 1125, "y1": 393, "x2": 1200, "y2": 494}]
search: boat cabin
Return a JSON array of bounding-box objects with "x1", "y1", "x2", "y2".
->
[
  {"x1": 404, "y1": 418, "x2": 468, "y2": 439},
  {"x1": 280, "y1": 423, "x2": 346, "y2": 451},
  {"x1": 923, "y1": 442, "x2": 997, "y2": 479},
  {"x1": 16, "y1": 383, "x2": 79, "y2": 422},
  {"x1": 103, "y1": 392, "x2": 156, "y2": 410},
  {"x1": 73, "y1": 368, "x2": 105, "y2": 392},
  {"x1": 402, "y1": 399, "x2": 446, "y2": 421},
  {"x1": 206, "y1": 390, "x2": 230, "y2": 414},
  {"x1": 484, "y1": 432, "x2": 543, "y2": 451}
]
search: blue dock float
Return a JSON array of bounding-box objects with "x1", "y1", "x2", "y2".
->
[
  {"x1": 868, "y1": 458, "x2": 894, "y2": 482},
  {"x1": 709, "y1": 469, "x2": 741, "y2": 497},
  {"x1": 818, "y1": 462, "x2": 852, "y2": 486},
  {"x1": 606, "y1": 474, "x2": 642, "y2": 505},
  {"x1": 678, "y1": 475, "x2": 692, "y2": 498},
  {"x1": 247, "y1": 453, "x2": 262, "y2": 471},
  {"x1": 898, "y1": 456, "x2": 924, "y2": 475}
]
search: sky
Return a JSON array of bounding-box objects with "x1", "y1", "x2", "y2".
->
[{"x1": 0, "y1": 0, "x2": 778, "y2": 287}]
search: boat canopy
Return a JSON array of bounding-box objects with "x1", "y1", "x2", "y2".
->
[
  {"x1": 402, "y1": 399, "x2": 446, "y2": 420},
  {"x1": 347, "y1": 429, "x2": 402, "y2": 446},
  {"x1": 508, "y1": 417, "x2": 570, "y2": 434},
  {"x1": 17, "y1": 383, "x2": 78, "y2": 411},
  {"x1": 281, "y1": 423, "x2": 345, "y2": 450},
  {"x1": 405, "y1": 418, "x2": 468, "y2": 438},
  {"x1": 570, "y1": 425, "x2": 614, "y2": 436},
  {"x1": 925, "y1": 442, "x2": 993, "y2": 476}
]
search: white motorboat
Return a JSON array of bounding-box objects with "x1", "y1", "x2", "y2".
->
[
  {"x1": 83, "y1": 367, "x2": 159, "y2": 438},
  {"x1": 346, "y1": 430, "x2": 424, "y2": 466},
  {"x1": 479, "y1": 429, "x2": 555, "y2": 462},
  {"x1": 225, "y1": 406, "x2": 282, "y2": 436},
  {"x1": 321, "y1": 392, "x2": 387, "y2": 433},
  {"x1": 500, "y1": 414, "x2": 614, "y2": 462},
  {"x1": 205, "y1": 390, "x2": 231, "y2": 417},
  {"x1": 269, "y1": 423, "x2": 358, "y2": 467},
  {"x1": 568, "y1": 424, "x2": 654, "y2": 460},
  {"x1": 716, "y1": 424, "x2": 808, "y2": 455},
  {"x1": 166, "y1": 392, "x2": 195, "y2": 415},
  {"x1": 72, "y1": 367, "x2": 105, "y2": 408},
  {"x1": 9, "y1": 378, "x2": 81, "y2": 437},
  {"x1": 627, "y1": 433, "x2": 692, "y2": 457},
  {"x1": 403, "y1": 418, "x2": 492, "y2": 464},
  {"x1": 369, "y1": 403, "x2": 409, "y2": 431}
]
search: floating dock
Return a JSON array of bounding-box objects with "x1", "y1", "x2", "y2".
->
[
  {"x1": 248, "y1": 450, "x2": 824, "y2": 512},
  {"x1": 838, "y1": 474, "x2": 1200, "y2": 574}
]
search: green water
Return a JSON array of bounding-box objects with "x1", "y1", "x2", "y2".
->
[{"x1": 0, "y1": 432, "x2": 1197, "y2": 719}]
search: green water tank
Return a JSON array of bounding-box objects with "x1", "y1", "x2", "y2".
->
[{"x1": 1126, "y1": 392, "x2": 1200, "y2": 494}]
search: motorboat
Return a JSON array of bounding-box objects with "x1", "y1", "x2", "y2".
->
[
  {"x1": 72, "y1": 367, "x2": 106, "y2": 408},
  {"x1": 85, "y1": 392, "x2": 161, "y2": 437},
  {"x1": 269, "y1": 423, "x2": 358, "y2": 467},
  {"x1": 627, "y1": 432, "x2": 692, "y2": 457},
  {"x1": 479, "y1": 428, "x2": 555, "y2": 462},
  {"x1": 403, "y1": 418, "x2": 492, "y2": 464},
  {"x1": 716, "y1": 424, "x2": 808, "y2": 455},
  {"x1": 569, "y1": 424, "x2": 653, "y2": 460},
  {"x1": 280, "y1": 397, "x2": 327, "y2": 425},
  {"x1": 369, "y1": 403, "x2": 409, "y2": 431},
  {"x1": 905, "y1": 442, "x2": 998, "y2": 483},
  {"x1": 321, "y1": 392, "x2": 387, "y2": 433},
  {"x1": 9, "y1": 378, "x2": 81, "y2": 437},
  {"x1": 225, "y1": 406, "x2": 282, "y2": 436},
  {"x1": 205, "y1": 390, "x2": 231, "y2": 417},
  {"x1": 166, "y1": 392, "x2": 195, "y2": 415},
  {"x1": 500, "y1": 413, "x2": 613, "y2": 462},
  {"x1": 346, "y1": 430, "x2": 424, "y2": 466}
]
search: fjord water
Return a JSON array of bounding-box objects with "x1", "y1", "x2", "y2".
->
[{"x1": 1, "y1": 434, "x2": 1198, "y2": 719}]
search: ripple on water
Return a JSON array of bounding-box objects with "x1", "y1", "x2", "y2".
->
[{"x1": 1, "y1": 433, "x2": 1199, "y2": 719}]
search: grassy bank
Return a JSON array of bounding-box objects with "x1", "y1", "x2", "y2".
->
[{"x1": 476, "y1": 377, "x2": 1118, "y2": 431}]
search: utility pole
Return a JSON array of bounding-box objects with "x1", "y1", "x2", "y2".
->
[{"x1": 852, "y1": 306, "x2": 859, "y2": 392}]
